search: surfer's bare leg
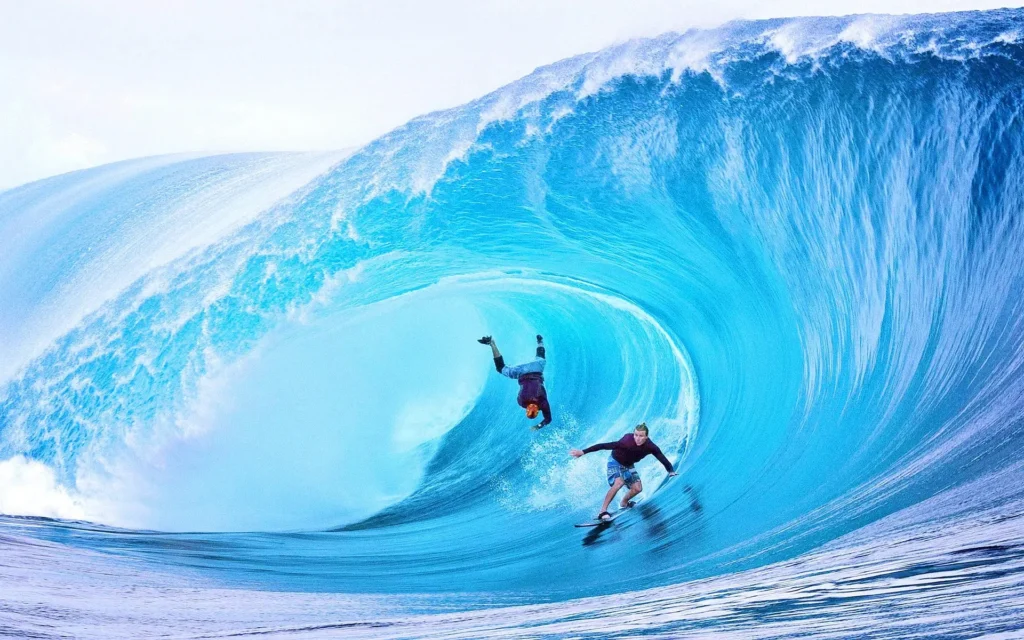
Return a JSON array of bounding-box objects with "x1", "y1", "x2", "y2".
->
[
  {"x1": 620, "y1": 481, "x2": 643, "y2": 508},
  {"x1": 478, "y1": 336, "x2": 504, "y2": 371},
  {"x1": 600, "y1": 477, "x2": 625, "y2": 515}
]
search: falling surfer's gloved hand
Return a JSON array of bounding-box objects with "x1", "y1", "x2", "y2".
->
[{"x1": 477, "y1": 336, "x2": 492, "y2": 345}]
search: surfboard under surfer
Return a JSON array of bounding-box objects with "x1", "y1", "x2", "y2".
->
[
  {"x1": 478, "y1": 334, "x2": 552, "y2": 430},
  {"x1": 571, "y1": 422, "x2": 677, "y2": 521}
]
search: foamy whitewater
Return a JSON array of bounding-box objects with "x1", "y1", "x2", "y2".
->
[{"x1": 2, "y1": 9, "x2": 1024, "y2": 638}]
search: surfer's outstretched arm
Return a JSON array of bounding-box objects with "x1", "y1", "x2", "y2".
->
[
  {"x1": 538, "y1": 398, "x2": 552, "y2": 427},
  {"x1": 570, "y1": 441, "x2": 617, "y2": 457},
  {"x1": 651, "y1": 443, "x2": 675, "y2": 474}
]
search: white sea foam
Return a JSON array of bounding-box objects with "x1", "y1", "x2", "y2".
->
[{"x1": 0, "y1": 456, "x2": 87, "y2": 520}]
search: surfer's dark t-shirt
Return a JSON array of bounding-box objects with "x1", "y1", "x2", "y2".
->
[{"x1": 583, "y1": 434, "x2": 674, "y2": 472}]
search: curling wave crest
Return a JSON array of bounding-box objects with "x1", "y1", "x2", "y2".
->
[{"x1": 2, "y1": 8, "x2": 1024, "y2": 637}]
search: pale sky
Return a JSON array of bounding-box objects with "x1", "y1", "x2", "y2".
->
[{"x1": 1, "y1": 0, "x2": 1020, "y2": 190}]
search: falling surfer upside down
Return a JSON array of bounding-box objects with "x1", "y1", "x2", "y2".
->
[{"x1": 478, "y1": 334, "x2": 552, "y2": 430}]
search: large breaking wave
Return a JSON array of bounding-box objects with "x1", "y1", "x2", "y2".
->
[{"x1": 2, "y1": 8, "x2": 1024, "y2": 637}]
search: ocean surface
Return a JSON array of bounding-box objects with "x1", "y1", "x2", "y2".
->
[{"x1": 3, "y1": 9, "x2": 1024, "y2": 638}]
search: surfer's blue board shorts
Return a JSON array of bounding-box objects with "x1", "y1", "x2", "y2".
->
[{"x1": 607, "y1": 458, "x2": 641, "y2": 487}]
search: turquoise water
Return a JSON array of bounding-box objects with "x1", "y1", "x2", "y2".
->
[{"x1": 2, "y1": 9, "x2": 1024, "y2": 637}]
